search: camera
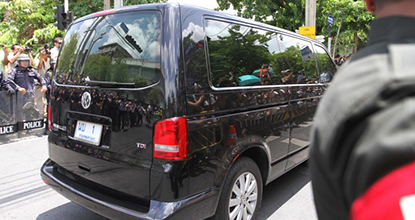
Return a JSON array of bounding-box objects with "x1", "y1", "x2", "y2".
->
[
  {"x1": 44, "y1": 44, "x2": 51, "y2": 55},
  {"x1": 24, "y1": 46, "x2": 31, "y2": 52}
]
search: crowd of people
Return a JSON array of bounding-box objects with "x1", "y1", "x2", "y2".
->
[
  {"x1": 0, "y1": 37, "x2": 62, "y2": 76},
  {"x1": 0, "y1": 37, "x2": 62, "y2": 134}
]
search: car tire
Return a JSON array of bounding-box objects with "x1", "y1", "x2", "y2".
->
[{"x1": 212, "y1": 157, "x2": 263, "y2": 220}]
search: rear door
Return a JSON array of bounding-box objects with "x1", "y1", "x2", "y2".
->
[{"x1": 49, "y1": 10, "x2": 163, "y2": 200}]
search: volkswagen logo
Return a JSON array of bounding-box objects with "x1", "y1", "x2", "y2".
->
[{"x1": 81, "y1": 92, "x2": 91, "y2": 109}]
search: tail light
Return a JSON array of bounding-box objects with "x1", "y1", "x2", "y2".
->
[
  {"x1": 154, "y1": 117, "x2": 188, "y2": 160},
  {"x1": 47, "y1": 104, "x2": 52, "y2": 131}
]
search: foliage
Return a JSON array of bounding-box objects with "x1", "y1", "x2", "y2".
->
[
  {"x1": 217, "y1": 0, "x2": 305, "y2": 32},
  {"x1": 82, "y1": 55, "x2": 149, "y2": 86},
  {"x1": 0, "y1": 0, "x2": 63, "y2": 51},
  {"x1": 69, "y1": 0, "x2": 103, "y2": 19},
  {"x1": 207, "y1": 21, "x2": 320, "y2": 87},
  {"x1": 208, "y1": 26, "x2": 271, "y2": 84},
  {"x1": 216, "y1": 0, "x2": 375, "y2": 54},
  {"x1": 58, "y1": 34, "x2": 150, "y2": 87},
  {"x1": 0, "y1": 0, "x2": 167, "y2": 55},
  {"x1": 70, "y1": 0, "x2": 167, "y2": 19},
  {"x1": 318, "y1": 0, "x2": 373, "y2": 53},
  {"x1": 57, "y1": 33, "x2": 78, "y2": 76}
]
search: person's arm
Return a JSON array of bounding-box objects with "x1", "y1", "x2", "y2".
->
[
  {"x1": 187, "y1": 95, "x2": 204, "y2": 107},
  {"x1": 8, "y1": 48, "x2": 22, "y2": 64},
  {"x1": 282, "y1": 72, "x2": 292, "y2": 83},
  {"x1": 36, "y1": 59, "x2": 43, "y2": 71},
  {"x1": 0, "y1": 71, "x2": 5, "y2": 90},
  {"x1": 36, "y1": 51, "x2": 46, "y2": 71},
  {"x1": 1, "y1": 71, "x2": 14, "y2": 93},
  {"x1": 232, "y1": 72, "x2": 239, "y2": 85},
  {"x1": 28, "y1": 51, "x2": 35, "y2": 67},
  {"x1": 33, "y1": 69, "x2": 47, "y2": 93},
  {"x1": 2, "y1": 46, "x2": 8, "y2": 66},
  {"x1": 6, "y1": 69, "x2": 17, "y2": 89}
]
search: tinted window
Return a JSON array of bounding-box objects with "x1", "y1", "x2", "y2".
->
[
  {"x1": 56, "y1": 11, "x2": 161, "y2": 87},
  {"x1": 315, "y1": 45, "x2": 336, "y2": 83},
  {"x1": 206, "y1": 20, "x2": 282, "y2": 87},
  {"x1": 276, "y1": 34, "x2": 318, "y2": 84}
]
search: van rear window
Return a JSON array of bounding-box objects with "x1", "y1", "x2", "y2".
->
[{"x1": 56, "y1": 11, "x2": 161, "y2": 87}]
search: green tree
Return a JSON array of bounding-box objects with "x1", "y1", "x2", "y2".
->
[
  {"x1": 57, "y1": 33, "x2": 78, "y2": 75},
  {"x1": 0, "y1": 0, "x2": 167, "y2": 52},
  {"x1": 0, "y1": 0, "x2": 63, "y2": 50},
  {"x1": 208, "y1": 25, "x2": 271, "y2": 84},
  {"x1": 216, "y1": 0, "x2": 374, "y2": 55},
  {"x1": 70, "y1": 0, "x2": 167, "y2": 19},
  {"x1": 216, "y1": 0, "x2": 305, "y2": 32},
  {"x1": 317, "y1": 0, "x2": 373, "y2": 53}
]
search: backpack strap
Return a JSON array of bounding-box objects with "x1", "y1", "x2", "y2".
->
[{"x1": 389, "y1": 44, "x2": 415, "y2": 79}]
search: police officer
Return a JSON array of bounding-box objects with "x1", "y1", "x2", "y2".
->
[
  {"x1": 0, "y1": 69, "x2": 16, "y2": 93},
  {"x1": 7, "y1": 54, "x2": 47, "y2": 97},
  {"x1": 0, "y1": 69, "x2": 15, "y2": 97},
  {"x1": 0, "y1": 69, "x2": 15, "y2": 123},
  {"x1": 7, "y1": 54, "x2": 47, "y2": 121},
  {"x1": 0, "y1": 70, "x2": 8, "y2": 91}
]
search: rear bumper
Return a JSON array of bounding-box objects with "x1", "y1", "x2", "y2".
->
[{"x1": 41, "y1": 159, "x2": 219, "y2": 220}]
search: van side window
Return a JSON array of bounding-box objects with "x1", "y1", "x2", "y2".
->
[
  {"x1": 315, "y1": 45, "x2": 336, "y2": 83},
  {"x1": 276, "y1": 34, "x2": 318, "y2": 84},
  {"x1": 205, "y1": 19, "x2": 284, "y2": 87}
]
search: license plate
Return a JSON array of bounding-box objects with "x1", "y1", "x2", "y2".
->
[{"x1": 74, "y1": 120, "x2": 103, "y2": 146}]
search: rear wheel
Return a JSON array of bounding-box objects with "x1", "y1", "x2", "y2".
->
[{"x1": 212, "y1": 157, "x2": 263, "y2": 220}]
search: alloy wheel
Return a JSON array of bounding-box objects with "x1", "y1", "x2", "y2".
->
[{"x1": 228, "y1": 172, "x2": 258, "y2": 220}]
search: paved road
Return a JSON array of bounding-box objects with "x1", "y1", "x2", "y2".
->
[{"x1": 0, "y1": 136, "x2": 317, "y2": 220}]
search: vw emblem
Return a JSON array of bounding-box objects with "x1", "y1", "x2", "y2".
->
[{"x1": 81, "y1": 92, "x2": 91, "y2": 109}]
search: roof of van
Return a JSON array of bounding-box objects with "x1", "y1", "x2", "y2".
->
[{"x1": 73, "y1": 2, "x2": 326, "y2": 49}]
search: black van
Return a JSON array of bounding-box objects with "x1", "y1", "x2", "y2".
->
[{"x1": 41, "y1": 3, "x2": 336, "y2": 220}]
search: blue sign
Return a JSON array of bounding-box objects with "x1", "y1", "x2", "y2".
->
[{"x1": 327, "y1": 16, "x2": 334, "y2": 25}]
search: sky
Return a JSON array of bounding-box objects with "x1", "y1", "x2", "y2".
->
[{"x1": 167, "y1": 0, "x2": 237, "y2": 15}]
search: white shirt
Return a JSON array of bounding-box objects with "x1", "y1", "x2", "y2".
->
[
  {"x1": 0, "y1": 50, "x2": 5, "y2": 74},
  {"x1": 8, "y1": 52, "x2": 17, "y2": 70},
  {"x1": 35, "y1": 58, "x2": 51, "y2": 77},
  {"x1": 50, "y1": 46, "x2": 59, "y2": 64}
]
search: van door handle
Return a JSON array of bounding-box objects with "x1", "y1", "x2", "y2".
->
[{"x1": 78, "y1": 163, "x2": 91, "y2": 172}]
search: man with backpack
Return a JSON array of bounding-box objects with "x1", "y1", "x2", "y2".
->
[{"x1": 310, "y1": 0, "x2": 415, "y2": 219}]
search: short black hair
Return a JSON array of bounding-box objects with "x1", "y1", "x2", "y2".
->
[{"x1": 11, "y1": 43, "x2": 19, "y2": 50}]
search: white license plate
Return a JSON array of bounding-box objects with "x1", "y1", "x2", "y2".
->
[{"x1": 74, "y1": 120, "x2": 103, "y2": 146}]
